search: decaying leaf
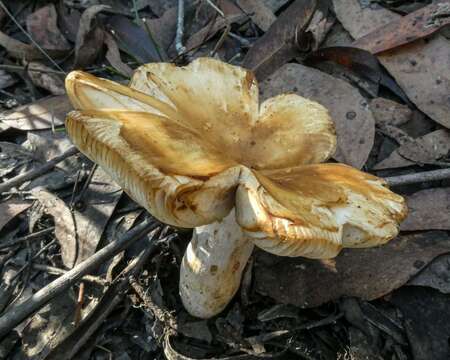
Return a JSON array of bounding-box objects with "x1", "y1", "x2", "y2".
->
[
  {"x1": 185, "y1": 11, "x2": 247, "y2": 51},
  {"x1": 409, "y1": 254, "x2": 450, "y2": 294},
  {"x1": 0, "y1": 70, "x2": 16, "y2": 90},
  {"x1": 0, "y1": 95, "x2": 71, "y2": 130},
  {"x1": 255, "y1": 232, "x2": 450, "y2": 308},
  {"x1": 370, "y1": 98, "x2": 412, "y2": 126},
  {"x1": 106, "y1": 16, "x2": 162, "y2": 63},
  {"x1": 144, "y1": 7, "x2": 177, "y2": 54},
  {"x1": 333, "y1": 0, "x2": 450, "y2": 129},
  {"x1": 301, "y1": 1, "x2": 334, "y2": 52},
  {"x1": 20, "y1": 293, "x2": 76, "y2": 359},
  {"x1": 391, "y1": 287, "x2": 450, "y2": 360},
  {"x1": 242, "y1": 0, "x2": 317, "y2": 80},
  {"x1": 74, "y1": 5, "x2": 108, "y2": 68},
  {"x1": 401, "y1": 188, "x2": 450, "y2": 231},
  {"x1": 236, "y1": 0, "x2": 276, "y2": 32},
  {"x1": 260, "y1": 63, "x2": 375, "y2": 168},
  {"x1": 0, "y1": 31, "x2": 68, "y2": 61},
  {"x1": 374, "y1": 129, "x2": 450, "y2": 169},
  {"x1": 72, "y1": 167, "x2": 122, "y2": 264},
  {"x1": 0, "y1": 199, "x2": 31, "y2": 233},
  {"x1": 352, "y1": 3, "x2": 450, "y2": 54},
  {"x1": 27, "y1": 62, "x2": 65, "y2": 96},
  {"x1": 33, "y1": 188, "x2": 77, "y2": 268},
  {"x1": 26, "y1": 4, "x2": 71, "y2": 51},
  {"x1": 103, "y1": 31, "x2": 133, "y2": 77}
]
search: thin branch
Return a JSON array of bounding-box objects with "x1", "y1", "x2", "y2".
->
[
  {"x1": 0, "y1": 228, "x2": 54, "y2": 250},
  {"x1": 175, "y1": 0, "x2": 186, "y2": 55},
  {"x1": 0, "y1": 218, "x2": 159, "y2": 338},
  {"x1": 385, "y1": 168, "x2": 450, "y2": 187},
  {"x1": 0, "y1": 147, "x2": 79, "y2": 194}
]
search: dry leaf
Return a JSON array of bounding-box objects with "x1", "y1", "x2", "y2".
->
[
  {"x1": 0, "y1": 199, "x2": 31, "y2": 232},
  {"x1": 27, "y1": 62, "x2": 65, "y2": 95},
  {"x1": 104, "y1": 32, "x2": 133, "y2": 77},
  {"x1": 33, "y1": 188, "x2": 77, "y2": 268},
  {"x1": 0, "y1": 70, "x2": 16, "y2": 90},
  {"x1": 0, "y1": 31, "x2": 68, "y2": 61},
  {"x1": 333, "y1": 0, "x2": 450, "y2": 129},
  {"x1": 144, "y1": 7, "x2": 177, "y2": 53},
  {"x1": 262, "y1": 0, "x2": 290, "y2": 12},
  {"x1": 391, "y1": 287, "x2": 450, "y2": 360},
  {"x1": 73, "y1": 167, "x2": 122, "y2": 264},
  {"x1": 255, "y1": 231, "x2": 450, "y2": 308},
  {"x1": 106, "y1": 16, "x2": 162, "y2": 63},
  {"x1": 185, "y1": 12, "x2": 247, "y2": 51},
  {"x1": 352, "y1": 3, "x2": 450, "y2": 54},
  {"x1": 26, "y1": 4, "x2": 71, "y2": 51},
  {"x1": 236, "y1": 0, "x2": 276, "y2": 32},
  {"x1": 401, "y1": 188, "x2": 450, "y2": 231},
  {"x1": 408, "y1": 254, "x2": 450, "y2": 293},
  {"x1": 242, "y1": 0, "x2": 317, "y2": 80},
  {"x1": 260, "y1": 63, "x2": 375, "y2": 168},
  {"x1": 302, "y1": 1, "x2": 334, "y2": 52},
  {"x1": 375, "y1": 129, "x2": 450, "y2": 169},
  {"x1": 0, "y1": 95, "x2": 71, "y2": 130},
  {"x1": 370, "y1": 98, "x2": 412, "y2": 126},
  {"x1": 74, "y1": 5, "x2": 108, "y2": 68}
]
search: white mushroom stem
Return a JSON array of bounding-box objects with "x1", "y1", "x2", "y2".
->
[{"x1": 179, "y1": 209, "x2": 254, "y2": 318}]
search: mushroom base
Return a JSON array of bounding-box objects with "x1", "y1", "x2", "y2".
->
[{"x1": 179, "y1": 209, "x2": 254, "y2": 318}]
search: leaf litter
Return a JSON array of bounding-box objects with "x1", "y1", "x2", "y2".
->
[{"x1": 0, "y1": 0, "x2": 450, "y2": 358}]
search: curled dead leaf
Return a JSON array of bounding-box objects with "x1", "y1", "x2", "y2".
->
[{"x1": 33, "y1": 188, "x2": 77, "y2": 268}]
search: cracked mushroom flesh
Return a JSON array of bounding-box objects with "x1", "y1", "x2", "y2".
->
[{"x1": 65, "y1": 58, "x2": 407, "y2": 318}]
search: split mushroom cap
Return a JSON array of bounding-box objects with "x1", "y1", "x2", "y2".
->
[{"x1": 65, "y1": 58, "x2": 407, "y2": 317}]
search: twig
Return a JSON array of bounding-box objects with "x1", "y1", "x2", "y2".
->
[
  {"x1": 46, "y1": 229, "x2": 162, "y2": 359},
  {"x1": 0, "y1": 218, "x2": 159, "y2": 338},
  {"x1": 175, "y1": 0, "x2": 186, "y2": 54},
  {"x1": 11, "y1": 262, "x2": 107, "y2": 285},
  {"x1": 205, "y1": 0, "x2": 225, "y2": 17},
  {"x1": 0, "y1": 64, "x2": 65, "y2": 75},
  {"x1": 385, "y1": 168, "x2": 450, "y2": 187},
  {"x1": 0, "y1": 147, "x2": 79, "y2": 194},
  {"x1": 0, "y1": 1, "x2": 66, "y2": 74},
  {"x1": 0, "y1": 228, "x2": 54, "y2": 250}
]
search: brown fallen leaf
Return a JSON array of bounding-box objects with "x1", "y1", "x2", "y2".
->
[
  {"x1": 33, "y1": 188, "x2": 77, "y2": 268},
  {"x1": 57, "y1": 2, "x2": 81, "y2": 42},
  {"x1": 144, "y1": 7, "x2": 177, "y2": 54},
  {"x1": 242, "y1": 0, "x2": 317, "y2": 80},
  {"x1": 27, "y1": 62, "x2": 65, "y2": 95},
  {"x1": 73, "y1": 167, "x2": 122, "y2": 265},
  {"x1": 254, "y1": 231, "x2": 450, "y2": 308},
  {"x1": 305, "y1": 46, "x2": 410, "y2": 103},
  {"x1": 374, "y1": 129, "x2": 450, "y2": 169},
  {"x1": 0, "y1": 95, "x2": 71, "y2": 130},
  {"x1": 0, "y1": 199, "x2": 31, "y2": 233},
  {"x1": 26, "y1": 4, "x2": 71, "y2": 51},
  {"x1": 333, "y1": 0, "x2": 450, "y2": 129},
  {"x1": 408, "y1": 254, "x2": 450, "y2": 293},
  {"x1": 74, "y1": 5, "x2": 108, "y2": 68},
  {"x1": 236, "y1": 0, "x2": 276, "y2": 32},
  {"x1": 262, "y1": 0, "x2": 290, "y2": 12},
  {"x1": 352, "y1": 3, "x2": 450, "y2": 54},
  {"x1": 0, "y1": 141, "x2": 34, "y2": 178},
  {"x1": 185, "y1": 12, "x2": 247, "y2": 51},
  {"x1": 370, "y1": 98, "x2": 412, "y2": 127},
  {"x1": 106, "y1": 16, "x2": 162, "y2": 63},
  {"x1": 0, "y1": 31, "x2": 68, "y2": 61},
  {"x1": 391, "y1": 287, "x2": 450, "y2": 360},
  {"x1": 260, "y1": 63, "x2": 375, "y2": 168},
  {"x1": 301, "y1": 1, "x2": 334, "y2": 52},
  {"x1": 103, "y1": 32, "x2": 133, "y2": 77},
  {"x1": 401, "y1": 188, "x2": 450, "y2": 231}
]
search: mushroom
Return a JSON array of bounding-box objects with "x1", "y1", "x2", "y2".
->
[{"x1": 65, "y1": 58, "x2": 407, "y2": 318}]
